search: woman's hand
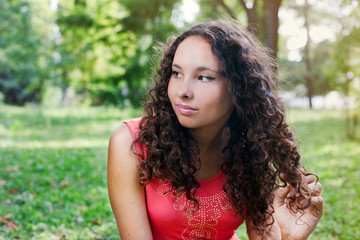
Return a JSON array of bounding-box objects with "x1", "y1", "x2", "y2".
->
[{"x1": 273, "y1": 174, "x2": 323, "y2": 240}]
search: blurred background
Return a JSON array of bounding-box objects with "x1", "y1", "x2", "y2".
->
[{"x1": 0, "y1": 0, "x2": 359, "y2": 239}]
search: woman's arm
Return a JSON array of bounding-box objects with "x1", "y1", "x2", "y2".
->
[
  {"x1": 107, "y1": 123, "x2": 153, "y2": 240},
  {"x1": 246, "y1": 215, "x2": 281, "y2": 240}
]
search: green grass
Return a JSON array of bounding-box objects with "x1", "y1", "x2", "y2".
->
[
  {"x1": 0, "y1": 105, "x2": 141, "y2": 239},
  {"x1": 0, "y1": 106, "x2": 359, "y2": 239},
  {"x1": 288, "y1": 109, "x2": 360, "y2": 240}
]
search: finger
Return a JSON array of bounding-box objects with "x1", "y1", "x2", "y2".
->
[
  {"x1": 310, "y1": 196, "x2": 324, "y2": 217},
  {"x1": 297, "y1": 181, "x2": 322, "y2": 209},
  {"x1": 279, "y1": 173, "x2": 297, "y2": 198},
  {"x1": 303, "y1": 174, "x2": 316, "y2": 184},
  {"x1": 308, "y1": 181, "x2": 322, "y2": 196},
  {"x1": 280, "y1": 173, "x2": 316, "y2": 185},
  {"x1": 274, "y1": 186, "x2": 290, "y2": 209},
  {"x1": 279, "y1": 173, "x2": 286, "y2": 181}
]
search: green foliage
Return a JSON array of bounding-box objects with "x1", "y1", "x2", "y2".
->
[
  {"x1": 278, "y1": 59, "x2": 307, "y2": 95},
  {"x1": 0, "y1": 0, "x2": 53, "y2": 105},
  {"x1": 0, "y1": 0, "x2": 181, "y2": 107},
  {"x1": 0, "y1": 106, "x2": 359, "y2": 239},
  {"x1": 1, "y1": 0, "x2": 358, "y2": 112},
  {"x1": 310, "y1": 40, "x2": 334, "y2": 94},
  {"x1": 329, "y1": 4, "x2": 360, "y2": 138},
  {"x1": 197, "y1": 0, "x2": 247, "y2": 24},
  {"x1": 328, "y1": 13, "x2": 359, "y2": 91},
  {"x1": 55, "y1": 0, "x2": 136, "y2": 106},
  {"x1": 54, "y1": 0, "x2": 181, "y2": 107},
  {"x1": 118, "y1": 0, "x2": 182, "y2": 107},
  {"x1": 279, "y1": 40, "x2": 334, "y2": 96}
]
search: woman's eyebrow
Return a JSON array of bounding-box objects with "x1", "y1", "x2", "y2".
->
[{"x1": 172, "y1": 63, "x2": 221, "y2": 74}]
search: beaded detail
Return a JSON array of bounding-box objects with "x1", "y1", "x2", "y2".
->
[{"x1": 157, "y1": 179, "x2": 233, "y2": 240}]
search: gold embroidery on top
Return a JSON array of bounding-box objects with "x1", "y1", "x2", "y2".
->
[{"x1": 157, "y1": 179, "x2": 233, "y2": 240}]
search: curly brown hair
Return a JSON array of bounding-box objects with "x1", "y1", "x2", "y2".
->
[{"x1": 134, "y1": 20, "x2": 314, "y2": 233}]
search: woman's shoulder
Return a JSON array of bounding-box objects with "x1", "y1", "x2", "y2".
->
[
  {"x1": 110, "y1": 117, "x2": 143, "y2": 142},
  {"x1": 122, "y1": 117, "x2": 144, "y2": 136},
  {"x1": 109, "y1": 123, "x2": 133, "y2": 152},
  {"x1": 123, "y1": 116, "x2": 143, "y2": 125},
  {"x1": 108, "y1": 117, "x2": 144, "y2": 166},
  {"x1": 108, "y1": 116, "x2": 147, "y2": 158}
]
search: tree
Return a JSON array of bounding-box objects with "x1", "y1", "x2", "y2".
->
[
  {"x1": 0, "y1": 0, "x2": 188, "y2": 106},
  {"x1": 55, "y1": 0, "x2": 181, "y2": 107},
  {"x1": 55, "y1": 0, "x2": 95, "y2": 105},
  {"x1": 278, "y1": 39, "x2": 334, "y2": 97},
  {"x1": 119, "y1": 0, "x2": 182, "y2": 106},
  {"x1": 303, "y1": 0, "x2": 313, "y2": 108},
  {"x1": 262, "y1": 0, "x2": 282, "y2": 58},
  {"x1": 198, "y1": 0, "x2": 282, "y2": 58},
  {"x1": 331, "y1": 7, "x2": 360, "y2": 139},
  {"x1": 0, "y1": 0, "x2": 53, "y2": 105},
  {"x1": 55, "y1": 0, "x2": 138, "y2": 106},
  {"x1": 282, "y1": 0, "x2": 346, "y2": 108}
]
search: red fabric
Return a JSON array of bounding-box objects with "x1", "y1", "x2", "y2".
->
[{"x1": 124, "y1": 118, "x2": 244, "y2": 240}]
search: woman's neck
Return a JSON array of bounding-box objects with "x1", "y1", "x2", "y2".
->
[
  {"x1": 189, "y1": 126, "x2": 224, "y2": 155},
  {"x1": 189, "y1": 126, "x2": 230, "y2": 179}
]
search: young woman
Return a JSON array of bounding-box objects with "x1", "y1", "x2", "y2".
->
[{"x1": 107, "y1": 20, "x2": 323, "y2": 240}]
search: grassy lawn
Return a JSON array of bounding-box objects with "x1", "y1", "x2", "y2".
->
[
  {"x1": 288, "y1": 109, "x2": 360, "y2": 240},
  {"x1": 0, "y1": 105, "x2": 359, "y2": 239},
  {"x1": 0, "y1": 106, "x2": 141, "y2": 239}
]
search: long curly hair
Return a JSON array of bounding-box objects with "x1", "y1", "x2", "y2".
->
[{"x1": 134, "y1": 20, "x2": 314, "y2": 233}]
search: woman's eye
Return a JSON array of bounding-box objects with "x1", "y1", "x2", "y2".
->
[
  {"x1": 172, "y1": 71, "x2": 182, "y2": 78},
  {"x1": 198, "y1": 75, "x2": 215, "y2": 82}
]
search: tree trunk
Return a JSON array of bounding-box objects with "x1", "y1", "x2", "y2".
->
[
  {"x1": 238, "y1": 0, "x2": 259, "y2": 35},
  {"x1": 61, "y1": 71, "x2": 69, "y2": 106},
  {"x1": 4, "y1": 91, "x2": 16, "y2": 105},
  {"x1": 303, "y1": 0, "x2": 313, "y2": 108},
  {"x1": 247, "y1": 6, "x2": 258, "y2": 35},
  {"x1": 219, "y1": 0, "x2": 282, "y2": 59},
  {"x1": 344, "y1": 81, "x2": 351, "y2": 138},
  {"x1": 353, "y1": 112, "x2": 358, "y2": 139},
  {"x1": 263, "y1": 0, "x2": 281, "y2": 58}
]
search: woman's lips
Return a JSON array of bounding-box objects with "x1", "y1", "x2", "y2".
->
[{"x1": 177, "y1": 104, "x2": 198, "y2": 115}]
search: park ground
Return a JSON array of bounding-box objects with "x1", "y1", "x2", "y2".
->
[{"x1": 0, "y1": 105, "x2": 359, "y2": 239}]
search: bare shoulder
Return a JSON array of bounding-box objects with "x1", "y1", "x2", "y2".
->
[
  {"x1": 107, "y1": 122, "x2": 140, "y2": 184},
  {"x1": 107, "y1": 123, "x2": 152, "y2": 239},
  {"x1": 108, "y1": 123, "x2": 137, "y2": 165},
  {"x1": 109, "y1": 123, "x2": 133, "y2": 149},
  {"x1": 107, "y1": 122, "x2": 140, "y2": 195}
]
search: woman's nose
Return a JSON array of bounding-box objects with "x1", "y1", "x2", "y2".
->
[{"x1": 177, "y1": 78, "x2": 194, "y2": 99}]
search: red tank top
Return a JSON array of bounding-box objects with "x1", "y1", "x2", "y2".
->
[{"x1": 124, "y1": 118, "x2": 244, "y2": 240}]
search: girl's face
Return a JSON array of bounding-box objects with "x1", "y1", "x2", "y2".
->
[{"x1": 168, "y1": 36, "x2": 233, "y2": 132}]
